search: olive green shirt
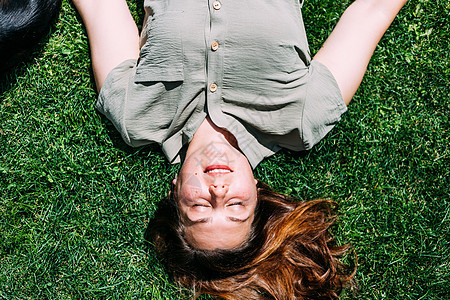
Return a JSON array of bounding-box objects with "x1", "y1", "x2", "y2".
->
[{"x1": 97, "y1": 0, "x2": 347, "y2": 168}]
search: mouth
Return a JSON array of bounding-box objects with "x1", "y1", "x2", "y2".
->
[{"x1": 204, "y1": 165, "x2": 233, "y2": 174}]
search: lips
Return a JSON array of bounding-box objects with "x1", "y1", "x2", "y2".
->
[{"x1": 204, "y1": 165, "x2": 233, "y2": 174}]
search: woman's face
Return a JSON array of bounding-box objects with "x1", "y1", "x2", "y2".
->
[{"x1": 174, "y1": 141, "x2": 258, "y2": 250}]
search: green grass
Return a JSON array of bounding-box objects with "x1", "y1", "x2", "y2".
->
[{"x1": 0, "y1": 0, "x2": 448, "y2": 299}]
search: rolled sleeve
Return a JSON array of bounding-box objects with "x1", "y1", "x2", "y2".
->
[
  {"x1": 97, "y1": 59, "x2": 138, "y2": 146},
  {"x1": 302, "y1": 60, "x2": 347, "y2": 150}
]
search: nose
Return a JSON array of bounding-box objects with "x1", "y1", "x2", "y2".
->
[{"x1": 209, "y1": 183, "x2": 229, "y2": 199}]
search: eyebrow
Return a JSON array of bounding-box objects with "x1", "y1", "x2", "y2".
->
[{"x1": 188, "y1": 216, "x2": 250, "y2": 225}]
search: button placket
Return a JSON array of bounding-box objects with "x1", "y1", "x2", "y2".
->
[{"x1": 206, "y1": 0, "x2": 225, "y2": 125}]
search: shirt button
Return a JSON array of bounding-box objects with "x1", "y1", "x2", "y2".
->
[
  {"x1": 212, "y1": 1, "x2": 221, "y2": 10},
  {"x1": 209, "y1": 83, "x2": 218, "y2": 92},
  {"x1": 211, "y1": 41, "x2": 219, "y2": 51}
]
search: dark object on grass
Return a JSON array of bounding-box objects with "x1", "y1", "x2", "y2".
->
[{"x1": 0, "y1": 0, "x2": 62, "y2": 73}]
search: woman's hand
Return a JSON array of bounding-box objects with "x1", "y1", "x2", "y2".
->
[{"x1": 313, "y1": 0, "x2": 408, "y2": 105}]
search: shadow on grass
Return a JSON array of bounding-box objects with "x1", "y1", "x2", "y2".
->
[
  {"x1": 98, "y1": 113, "x2": 168, "y2": 160},
  {"x1": 0, "y1": 34, "x2": 54, "y2": 95}
]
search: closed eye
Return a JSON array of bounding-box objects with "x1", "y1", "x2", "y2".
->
[
  {"x1": 193, "y1": 204, "x2": 210, "y2": 207},
  {"x1": 228, "y1": 202, "x2": 243, "y2": 206}
]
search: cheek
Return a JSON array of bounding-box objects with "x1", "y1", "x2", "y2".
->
[
  {"x1": 235, "y1": 180, "x2": 257, "y2": 200},
  {"x1": 179, "y1": 187, "x2": 201, "y2": 202},
  {"x1": 179, "y1": 172, "x2": 204, "y2": 196}
]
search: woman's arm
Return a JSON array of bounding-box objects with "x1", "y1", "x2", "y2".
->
[
  {"x1": 313, "y1": 0, "x2": 408, "y2": 105},
  {"x1": 73, "y1": 0, "x2": 140, "y2": 92}
]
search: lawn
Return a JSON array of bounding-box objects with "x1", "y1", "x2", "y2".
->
[{"x1": 0, "y1": 0, "x2": 448, "y2": 299}]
